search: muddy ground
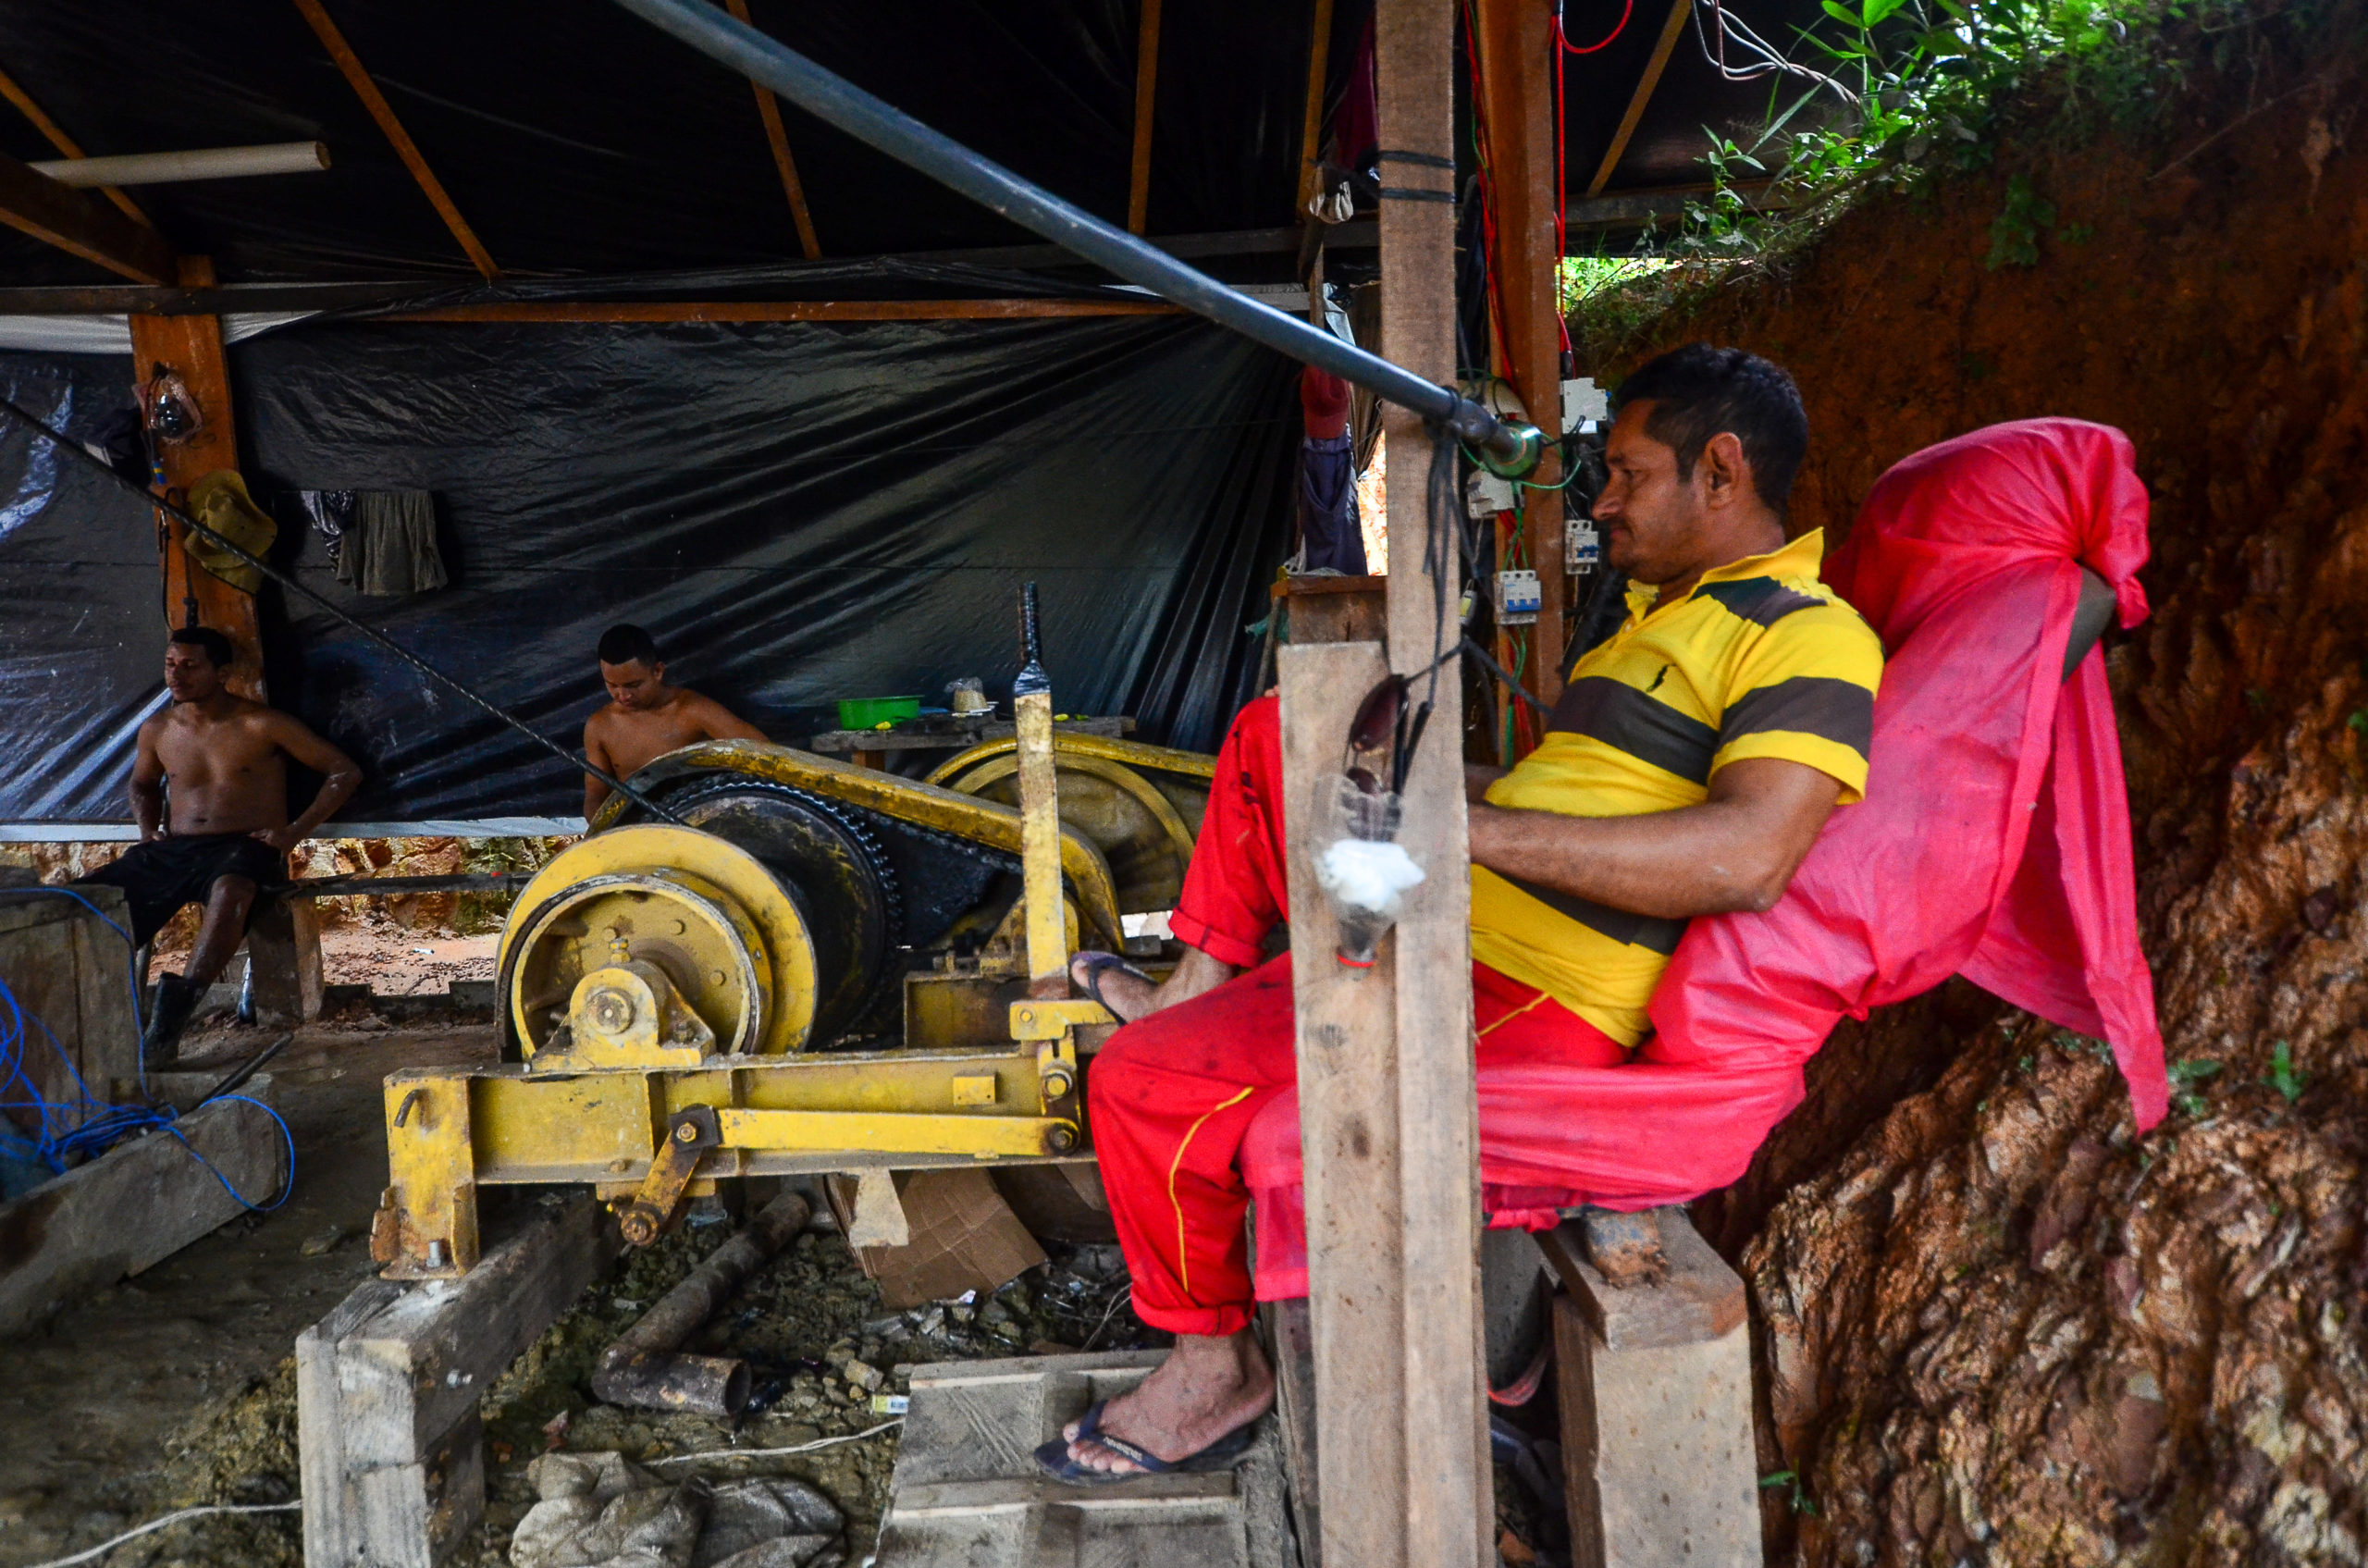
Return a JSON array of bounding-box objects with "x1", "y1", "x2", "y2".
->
[{"x1": 0, "y1": 1012, "x2": 1162, "y2": 1568}]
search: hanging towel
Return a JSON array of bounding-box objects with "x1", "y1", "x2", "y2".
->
[{"x1": 338, "y1": 489, "x2": 447, "y2": 597}]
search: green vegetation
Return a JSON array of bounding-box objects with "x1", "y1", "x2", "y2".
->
[
  {"x1": 2262, "y1": 1040, "x2": 2308, "y2": 1104},
  {"x1": 2167, "y1": 1056, "x2": 2221, "y2": 1117}
]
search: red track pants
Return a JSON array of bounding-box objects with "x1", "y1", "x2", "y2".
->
[{"x1": 1088, "y1": 696, "x2": 1623, "y2": 1338}]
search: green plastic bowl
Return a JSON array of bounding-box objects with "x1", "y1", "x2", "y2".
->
[{"x1": 837, "y1": 695, "x2": 920, "y2": 731}]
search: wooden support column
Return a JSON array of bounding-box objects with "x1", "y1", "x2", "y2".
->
[
  {"x1": 1125, "y1": 0, "x2": 1164, "y2": 235},
  {"x1": 1284, "y1": 0, "x2": 1489, "y2": 1563},
  {"x1": 127, "y1": 257, "x2": 265, "y2": 698},
  {"x1": 1474, "y1": 0, "x2": 1567, "y2": 704}
]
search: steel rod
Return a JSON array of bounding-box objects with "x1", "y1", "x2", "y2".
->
[{"x1": 606, "y1": 0, "x2": 1543, "y2": 472}]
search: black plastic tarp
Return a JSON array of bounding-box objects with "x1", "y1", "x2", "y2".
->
[{"x1": 0, "y1": 313, "x2": 1296, "y2": 824}]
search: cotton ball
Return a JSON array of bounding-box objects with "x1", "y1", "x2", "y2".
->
[{"x1": 1316, "y1": 837, "x2": 1425, "y2": 915}]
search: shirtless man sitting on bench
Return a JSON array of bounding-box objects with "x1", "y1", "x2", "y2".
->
[
  {"x1": 580, "y1": 624, "x2": 768, "y2": 821},
  {"x1": 80, "y1": 627, "x2": 362, "y2": 1060}
]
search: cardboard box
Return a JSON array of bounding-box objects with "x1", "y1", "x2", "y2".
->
[{"x1": 827, "y1": 1168, "x2": 1047, "y2": 1310}]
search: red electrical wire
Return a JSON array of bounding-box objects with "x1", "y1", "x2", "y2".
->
[{"x1": 1556, "y1": 0, "x2": 1634, "y2": 56}]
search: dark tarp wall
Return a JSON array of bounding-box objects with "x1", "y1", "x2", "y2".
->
[
  {"x1": 0, "y1": 352, "x2": 159, "y2": 822},
  {"x1": 0, "y1": 317, "x2": 1296, "y2": 825}
]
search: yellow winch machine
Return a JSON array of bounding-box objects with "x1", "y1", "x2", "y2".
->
[{"x1": 369, "y1": 658, "x2": 1210, "y2": 1278}]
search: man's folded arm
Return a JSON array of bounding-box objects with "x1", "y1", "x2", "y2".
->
[{"x1": 1468, "y1": 755, "x2": 1844, "y2": 920}]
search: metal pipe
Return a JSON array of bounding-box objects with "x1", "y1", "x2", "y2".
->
[
  {"x1": 606, "y1": 0, "x2": 1544, "y2": 475},
  {"x1": 591, "y1": 1187, "x2": 813, "y2": 1416},
  {"x1": 30, "y1": 142, "x2": 330, "y2": 187}
]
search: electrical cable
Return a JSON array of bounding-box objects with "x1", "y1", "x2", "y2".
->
[
  {"x1": 1557, "y1": 0, "x2": 1635, "y2": 55},
  {"x1": 0, "y1": 394, "x2": 685, "y2": 828},
  {"x1": 646, "y1": 1417, "x2": 905, "y2": 1466},
  {"x1": 17, "y1": 1500, "x2": 302, "y2": 1568}
]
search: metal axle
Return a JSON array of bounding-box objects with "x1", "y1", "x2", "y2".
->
[{"x1": 608, "y1": 0, "x2": 1546, "y2": 474}]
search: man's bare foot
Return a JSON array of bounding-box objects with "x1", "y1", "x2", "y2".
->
[
  {"x1": 1070, "y1": 945, "x2": 1244, "y2": 1024},
  {"x1": 1060, "y1": 1329, "x2": 1274, "y2": 1475}
]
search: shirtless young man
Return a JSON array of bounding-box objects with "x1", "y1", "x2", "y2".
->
[
  {"x1": 580, "y1": 624, "x2": 767, "y2": 821},
  {"x1": 79, "y1": 627, "x2": 363, "y2": 1059}
]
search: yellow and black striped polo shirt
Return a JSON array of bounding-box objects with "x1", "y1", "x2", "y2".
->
[{"x1": 1470, "y1": 528, "x2": 1883, "y2": 1046}]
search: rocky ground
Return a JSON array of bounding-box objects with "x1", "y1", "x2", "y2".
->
[{"x1": 1593, "y1": 19, "x2": 2368, "y2": 1565}]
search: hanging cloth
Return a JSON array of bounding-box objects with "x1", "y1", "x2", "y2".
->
[{"x1": 337, "y1": 489, "x2": 448, "y2": 597}]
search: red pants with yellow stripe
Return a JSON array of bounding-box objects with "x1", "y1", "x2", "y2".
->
[{"x1": 1088, "y1": 695, "x2": 1625, "y2": 1338}]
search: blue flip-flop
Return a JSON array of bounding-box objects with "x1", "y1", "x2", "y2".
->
[
  {"x1": 1033, "y1": 1400, "x2": 1260, "y2": 1484},
  {"x1": 1071, "y1": 952, "x2": 1156, "y2": 1015}
]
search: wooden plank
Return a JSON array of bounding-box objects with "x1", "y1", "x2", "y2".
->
[
  {"x1": 129, "y1": 256, "x2": 267, "y2": 698},
  {"x1": 0, "y1": 61, "x2": 153, "y2": 227},
  {"x1": 722, "y1": 0, "x2": 823, "y2": 258},
  {"x1": 337, "y1": 1197, "x2": 616, "y2": 1467},
  {"x1": 300, "y1": 1199, "x2": 614, "y2": 1568},
  {"x1": 0, "y1": 1095, "x2": 287, "y2": 1336},
  {"x1": 878, "y1": 1350, "x2": 1296, "y2": 1567},
  {"x1": 289, "y1": 0, "x2": 500, "y2": 279},
  {"x1": 1276, "y1": 638, "x2": 1404, "y2": 1568},
  {"x1": 1538, "y1": 1205, "x2": 1746, "y2": 1352},
  {"x1": 1262, "y1": 1297, "x2": 1323, "y2": 1564},
  {"x1": 1585, "y1": 0, "x2": 1694, "y2": 196},
  {"x1": 1296, "y1": 0, "x2": 1339, "y2": 212},
  {"x1": 0, "y1": 147, "x2": 172, "y2": 282},
  {"x1": 1374, "y1": 0, "x2": 1490, "y2": 1560},
  {"x1": 1126, "y1": 0, "x2": 1165, "y2": 235},
  {"x1": 67, "y1": 888, "x2": 141, "y2": 1105},
  {"x1": 247, "y1": 896, "x2": 325, "y2": 1027},
  {"x1": 381, "y1": 298, "x2": 1181, "y2": 324},
  {"x1": 1472, "y1": 0, "x2": 1566, "y2": 704}
]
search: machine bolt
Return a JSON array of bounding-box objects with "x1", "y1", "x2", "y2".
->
[
  {"x1": 1045, "y1": 1124, "x2": 1079, "y2": 1154},
  {"x1": 587, "y1": 987, "x2": 636, "y2": 1035},
  {"x1": 676, "y1": 1121, "x2": 700, "y2": 1142},
  {"x1": 673, "y1": 919, "x2": 688, "y2": 934},
  {"x1": 620, "y1": 1210, "x2": 658, "y2": 1246},
  {"x1": 1041, "y1": 1069, "x2": 1075, "y2": 1100},
  {"x1": 426, "y1": 1238, "x2": 450, "y2": 1269},
  {"x1": 711, "y1": 969, "x2": 726, "y2": 985}
]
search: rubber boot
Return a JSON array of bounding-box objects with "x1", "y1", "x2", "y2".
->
[{"x1": 142, "y1": 973, "x2": 202, "y2": 1067}]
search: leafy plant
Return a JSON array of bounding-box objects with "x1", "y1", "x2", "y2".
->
[
  {"x1": 1985, "y1": 173, "x2": 2057, "y2": 265},
  {"x1": 2262, "y1": 1040, "x2": 2308, "y2": 1104},
  {"x1": 2167, "y1": 1056, "x2": 2221, "y2": 1117},
  {"x1": 1761, "y1": 1469, "x2": 1819, "y2": 1515}
]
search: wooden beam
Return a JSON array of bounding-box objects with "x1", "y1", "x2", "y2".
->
[
  {"x1": 722, "y1": 0, "x2": 822, "y2": 259},
  {"x1": 1474, "y1": 0, "x2": 1565, "y2": 705},
  {"x1": 380, "y1": 298, "x2": 1183, "y2": 323},
  {"x1": 289, "y1": 0, "x2": 501, "y2": 279},
  {"x1": 0, "y1": 148, "x2": 173, "y2": 283},
  {"x1": 1126, "y1": 0, "x2": 1164, "y2": 235},
  {"x1": 0, "y1": 60, "x2": 153, "y2": 228},
  {"x1": 130, "y1": 255, "x2": 268, "y2": 699},
  {"x1": 1283, "y1": 0, "x2": 1491, "y2": 1562},
  {"x1": 1296, "y1": 0, "x2": 1339, "y2": 211},
  {"x1": 1586, "y1": 0, "x2": 1693, "y2": 196}
]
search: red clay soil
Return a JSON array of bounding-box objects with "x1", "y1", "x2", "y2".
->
[{"x1": 1592, "y1": 33, "x2": 2368, "y2": 1568}]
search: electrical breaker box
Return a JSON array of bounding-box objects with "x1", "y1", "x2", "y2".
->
[
  {"x1": 1466, "y1": 469, "x2": 1517, "y2": 518},
  {"x1": 1566, "y1": 516, "x2": 1600, "y2": 570},
  {"x1": 1494, "y1": 569, "x2": 1541, "y2": 625},
  {"x1": 1561, "y1": 377, "x2": 1609, "y2": 434}
]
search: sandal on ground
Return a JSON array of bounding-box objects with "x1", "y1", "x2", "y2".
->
[
  {"x1": 1032, "y1": 1400, "x2": 1260, "y2": 1484},
  {"x1": 1070, "y1": 951, "x2": 1156, "y2": 1016}
]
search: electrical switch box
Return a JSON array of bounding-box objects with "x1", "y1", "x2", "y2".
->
[
  {"x1": 1494, "y1": 569, "x2": 1541, "y2": 625},
  {"x1": 1466, "y1": 469, "x2": 1517, "y2": 518},
  {"x1": 1566, "y1": 517, "x2": 1600, "y2": 570},
  {"x1": 1561, "y1": 377, "x2": 1609, "y2": 434}
]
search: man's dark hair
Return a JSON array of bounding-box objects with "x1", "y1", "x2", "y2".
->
[
  {"x1": 1610, "y1": 343, "x2": 1808, "y2": 514},
  {"x1": 598, "y1": 623, "x2": 660, "y2": 668},
  {"x1": 169, "y1": 626, "x2": 234, "y2": 669}
]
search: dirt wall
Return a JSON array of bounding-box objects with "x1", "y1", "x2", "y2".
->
[{"x1": 1592, "y1": 35, "x2": 2368, "y2": 1568}]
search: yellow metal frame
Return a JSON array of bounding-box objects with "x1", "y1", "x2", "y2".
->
[
  {"x1": 923, "y1": 729, "x2": 1218, "y2": 787},
  {"x1": 588, "y1": 739, "x2": 1128, "y2": 950}
]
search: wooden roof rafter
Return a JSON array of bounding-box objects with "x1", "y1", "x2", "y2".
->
[
  {"x1": 1586, "y1": 0, "x2": 1695, "y2": 196},
  {"x1": 289, "y1": 0, "x2": 501, "y2": 279},
  {"x1": 722, "y1": 0, "x2": 822, "y2": 259},
  {"x1": 0, "y1": 60, "x2": 154, "y2": 228}
]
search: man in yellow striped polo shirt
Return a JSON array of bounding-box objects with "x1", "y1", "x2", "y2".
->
[{"x1": 1043, "y1": 343, "x2": 1885, "y2": 1482}]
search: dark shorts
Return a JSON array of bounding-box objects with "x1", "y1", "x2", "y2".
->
[{"x1": 77, "y1": 833, "x2": 284, "y2": 946}]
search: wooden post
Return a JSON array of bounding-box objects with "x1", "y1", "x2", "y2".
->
[
  {"x1": 1282, "y1": 0, "x2": 1490, "y2": 1561},
  {"x1": 1126, "y1": 0, "x2": 1164, "y2": 235},
  {"x1": 1473, "y1": 0, "x2": 1567, "y2": 705},
  {"x1": 1547, "y1": 1208, "x2": 1762, "y2": 1568},
  {"x1": 127, "y1": 256, "x2": 266, "y2": 698}
]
